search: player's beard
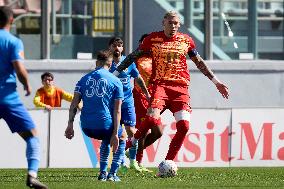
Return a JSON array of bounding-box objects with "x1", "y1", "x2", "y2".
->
[{"x1": 113, "y1": 50, "x2": 120, "y2": 58}]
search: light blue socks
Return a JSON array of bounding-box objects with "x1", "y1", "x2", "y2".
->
[
  {"x1": 110, "y1": 140, "x2": 126, "y2": 174},
  {"x1": 25, "y1": 137, "x2": 40, "y2": 177}
]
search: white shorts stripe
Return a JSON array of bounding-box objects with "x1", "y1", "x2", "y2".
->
[{"x1": 174, "y1": 110, "x2": 191, "y2": 122}]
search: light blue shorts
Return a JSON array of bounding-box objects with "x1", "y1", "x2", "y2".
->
[
  {"x1": 121, "y1": 106, "x2": 136, "y2": 127},
  {"x1": 0, "y1": 103, "x2": 36, "y2": 133}
]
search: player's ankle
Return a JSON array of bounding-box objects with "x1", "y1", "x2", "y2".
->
[{"x1": 28, "y1": 171, "x2": 37, "y2": 178}]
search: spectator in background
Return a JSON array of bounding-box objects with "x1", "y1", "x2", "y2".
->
[
  {"x1": 33, "y1": 72, "x2": 81, "y2": 111},
  {"x1": 0, "y1": 6, "x2": 48, "y2": 188}
]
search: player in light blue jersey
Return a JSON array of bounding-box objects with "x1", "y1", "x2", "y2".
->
[
  {"x1": 0, "y1": 6, "x2": 48, "y2": 189},
  {"x1": 108, "y1": 37, "x2": 150, "y2": 172},
  {"x1": 65, "y1": 50, "x2": 126, "y2": 182}
]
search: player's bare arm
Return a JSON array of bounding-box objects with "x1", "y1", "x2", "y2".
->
[
  {"x1": 115, "y1": 49, "x2": 145, "y2": 73},
  {"x1": 111, "y1": 99, "x2": 122, "y2": 152},
  {"x1": 135, "y1": 75, "x2": 151, "y2": 101},
  {"x1": 65, "y1": 92, "x2": 81, "y2": 139},
  {"x1": 68, "y1": 92, "x2": 81, "y2": 123},
  {"x1": 12, "y1": 60, "x2": 31, "y2": 96},
  {"x1": 190, "y1": 55, "x2": 215, "y2": 80},
  {"x1": 191, "y1": 55, "x2": 229, "y2": 99}
]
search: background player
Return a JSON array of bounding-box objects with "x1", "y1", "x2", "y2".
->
[
  {"x1": 108, "y1": 37, "x2": 150, "y2": 172},
  {"x1": 133, "y1": 34, "x2": 163, "y2": 172},
  {"x1": 65, "y1": 50, "x2": 125, "y2": 182}
]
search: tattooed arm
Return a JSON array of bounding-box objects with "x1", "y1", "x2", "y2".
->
[
  {"x1": 190, "y1": 54, "x2": 229, "y2": 99},
  {"x1": 190, "y1": 55, "x2": 215, "y2": 80},
  {"x1": 135, "y1": 75, "x2": 151, "y2": 101},
  {"x1": 115, "y1": 49, "x2": 146, "y2": 74}
]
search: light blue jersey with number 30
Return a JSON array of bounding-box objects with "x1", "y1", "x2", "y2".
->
[{"x1": 74, "y1": 67, "x2": 124, "y2": 130}]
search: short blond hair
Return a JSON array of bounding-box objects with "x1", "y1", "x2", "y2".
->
[{"x1": 163, "y1": 11, "x2": 179, "y2": 19}]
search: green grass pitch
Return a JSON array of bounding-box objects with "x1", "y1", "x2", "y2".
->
[{"x1": 0, "y1": 167, "x2": 284, "y2": 189}]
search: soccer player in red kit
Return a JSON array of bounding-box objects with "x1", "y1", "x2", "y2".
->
[
  {"x1": 133, "y1": 34, "x2": 163, "y2": 171},
  {"x1": 113, "y1": 11, "x2": 229, "y2": 162}
]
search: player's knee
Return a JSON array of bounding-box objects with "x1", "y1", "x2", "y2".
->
[
  {"x1": 174, "y1": 110, "x2": 190, "y2": 133},
  {"x1": 18, "y1": 129, "x2": 37, "y2": 140},
  {"x1": 120, "y1": 129, "x2": 128, "y2": 140},
  {"x1": 174, "y1": 110, "x2": 191, "y2": 122},
  {"x1": 129, "y1": 127, "x2": 136, "y2": 135},
  {"x1": 125, "y1": 126, "x2": 136, "y2": 137},
  {"x1": 145, "y1": 113, "x2": 162, "y2": 127},
  {"x1": 147, "y1": 108, "x2": 160, "y2": 119}
]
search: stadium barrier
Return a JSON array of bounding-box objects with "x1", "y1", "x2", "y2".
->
[{"x1": 1, "y1": 108, "x2": 284, "y2": 168}]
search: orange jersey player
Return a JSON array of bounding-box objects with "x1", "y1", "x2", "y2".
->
[
  {"x1": 133, "y1": 54, "x2": 164, "y2": 171},
  {"x1": 133, "y1": 35, "x2": 162, "y2": 170},
  {"x1": 133, "y1": 34, "x2": 153, "y2": 119},
  {"x1": 133, "y1": 34, "x2": 154, "y2": 128},
  {"x1": 134, "y1": 55, "x2": 152, "y2": 91},
  {"x1": 133, "y1": 55, "x2": 152, "y2": 117}
]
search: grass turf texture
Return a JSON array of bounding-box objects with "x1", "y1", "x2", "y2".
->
[{"x1": 0, "y1": 167, "x2": 284, "y2": 189}]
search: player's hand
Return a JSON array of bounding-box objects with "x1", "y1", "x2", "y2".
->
[
  {"x1": 77, "y1": 102, "x2": 83, "y2": 111},
  {"x1": 24, "y1": 84, "x2": 31, "y2": 96},
  {"x1": 65, "y1": 122, "x2": 74, "y2": 139},
  {"x1": 45, "y1": 105, "x2": 52, "y2": 111},
  {"x1": 216, "y1": 82, "x2": 229, "y2": 99},
  {"x1": 146, "y1": 93, "x2": 151, "y2": 101},
  {"x1": 110, "y1": 134, "x2": 119, "y2": 153}
]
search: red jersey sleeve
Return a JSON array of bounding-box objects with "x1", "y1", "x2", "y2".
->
[
  {"x1": 187, "y1": 36, "x2": 196, "y2": 51},
  {"x1": 186, "y1": 35, "x2": 198, "y2": 58}
]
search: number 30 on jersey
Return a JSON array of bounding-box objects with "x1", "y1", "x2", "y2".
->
[{"x1": 85, "y1": 78, "x2": 107, "y2": 97}]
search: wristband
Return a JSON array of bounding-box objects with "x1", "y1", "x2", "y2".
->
[{"x1": 212, "y1": 76, "x2": 220, "y2": 85}]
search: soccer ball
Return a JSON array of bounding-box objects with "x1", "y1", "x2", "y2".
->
[{"x1": 157, "y1": 160, "x2": 178, "y2": 178}]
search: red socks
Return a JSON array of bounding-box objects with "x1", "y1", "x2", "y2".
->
[
  {"x1": 125, "y1": 138, "x2": 132, "y2": 150},
  {"x1": 166, "y1": 120, "x2": 189, "y2": 160},
  {"x1": 134, "y1": 115, "x2": 161, "y2": 139}
]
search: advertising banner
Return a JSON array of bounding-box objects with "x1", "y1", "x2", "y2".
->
[
  {"x1": 141, "y1": 109, "x2": 231, "y2": 167},
  {"x1": 0, "y1": 110, "x2": 48, "y2": 168},
  {"x1": 231, "y1": 108, "x2": 284, "y2": 167},
  {"x1": 2, "y1": 108, "x2": 284, "y2": 168},
  {"x1": 49, "y1": 110, "x2": 92, "y2": 168}
]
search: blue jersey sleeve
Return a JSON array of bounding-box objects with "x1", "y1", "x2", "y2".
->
[
  {"x1": 114, "y1": 81, "x2": 124, "y2": 100},
  {"x1": 74, "y1": 79, "x2": 83, "y2": 95},
  {"x1": 10, "y1": 39, "x2": 24, "y2": 63},
  {"x1": 129, "y1": 63, "x2": 139, "y2": 78}
]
